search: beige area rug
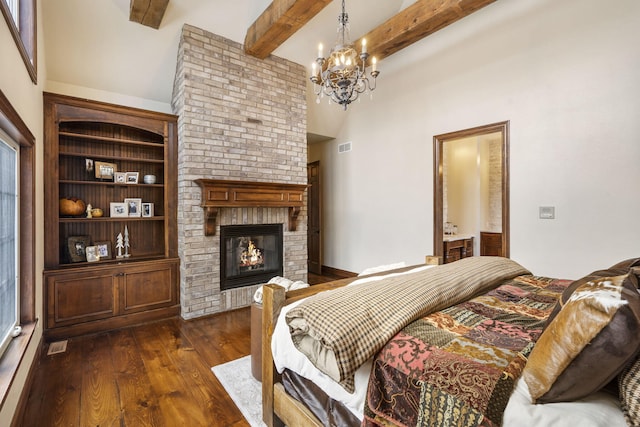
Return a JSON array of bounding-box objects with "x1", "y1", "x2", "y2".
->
[{"x1": 212, "y1": 355, "x2": 266, "y2": 427}]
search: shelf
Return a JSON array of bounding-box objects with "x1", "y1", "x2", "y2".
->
[
  {"x1": 59, "y1": 216, "x2": 165, "y2": 223},
  {"x1": 59, "y1": 151, "x2": 165, "y2": 164},
  {"x1": 54, "y1": 254, "x2": 168, "y2": 269},
  {"x1": 59, "y1": 179, "x2": 164, "y2": 187},
  {"x1": 195, "y1": 179, "x2": 309, "y2": 235},
  {"x1": 59, "y1": 130, "x2": 164, "y2": 148}
]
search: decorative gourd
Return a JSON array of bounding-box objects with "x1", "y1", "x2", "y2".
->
[{"x1": 59, "y1": 197, "x2": 86, "y2": 216}]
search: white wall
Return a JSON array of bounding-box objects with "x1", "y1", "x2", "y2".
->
[
  {"x1": 0, "y1": 1, "x2": 45, "y2": 424},
  {"x1": 46, "y1": 81, "x2": 172, "y2": 113},
  {"x1": 307, "y1": 0, "x2": 640, "y2": 279}
]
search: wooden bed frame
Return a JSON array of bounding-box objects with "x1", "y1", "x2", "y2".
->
[{"x1": 260, "y1": 265, "x2": 430, "y2": 427}]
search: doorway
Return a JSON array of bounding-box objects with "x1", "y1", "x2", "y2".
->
[
  {"x1": 307, "y1": 160, "x2": 322, "y2": 274},
  {"x1": 433, "y1": 121, "x2": 510, "y2": 260}
]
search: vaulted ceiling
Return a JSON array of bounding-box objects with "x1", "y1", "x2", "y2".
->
[
  {"x1": 242, "y1": 0, "x2": 497, "y2": 61},
  {"x1": 42, "y1": 1, "x2": 499, "y2": 107},
  {"x1": 131, "y1": 0, "x2": 497, "y2": 61}
]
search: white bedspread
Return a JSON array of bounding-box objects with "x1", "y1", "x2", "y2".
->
[
  {"x1": 270, "y1": 266, "x2": 627, "y2": 426},
  {"x1": 504, "y1": 375, "x2": 626, "y2": 426}
]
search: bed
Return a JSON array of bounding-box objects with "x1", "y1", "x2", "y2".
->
[{"x1": 261, "y1": 256, "x2": 640, "y2": 427}]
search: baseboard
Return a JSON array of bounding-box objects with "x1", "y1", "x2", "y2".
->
[
  {"x1": 321, "y1": 265, "x2": 357, "y2": 279},
  {"x1": 44, "y1": 305, "x2": 180, "y2": 341},
  {"x1": 10, "y1": 332, "x2": 43, "y2": 427}
]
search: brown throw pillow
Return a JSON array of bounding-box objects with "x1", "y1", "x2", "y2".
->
[
  {"x1": 620, "y1": 356, "x2": 640, "y2": 426},
  {"x1": 523, "y1": 273, "x2": 640, "y2": 403},
  {"x1": 610, "y1": 257, "x2": 640, "y2": 270},
  {"x1": 544, "y1": 257, "x2": 640, "y2": 328}
]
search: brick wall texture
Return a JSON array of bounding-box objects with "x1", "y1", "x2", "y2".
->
[{"x1": 172, "y1": 24, "x2": 308, "y2": 319}]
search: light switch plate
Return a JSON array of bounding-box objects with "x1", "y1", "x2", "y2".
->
[{"x1": 539, "y1": 206, "x2": 555, "y2": 219}]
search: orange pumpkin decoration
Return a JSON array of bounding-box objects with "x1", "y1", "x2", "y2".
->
[{"x1": 59, "y1": 197, "x2": 86, "y2": 216}]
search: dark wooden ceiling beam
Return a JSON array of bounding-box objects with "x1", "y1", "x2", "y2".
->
[
  {"x1": 244, "y1": 0, "x2": 332, "y2": 59},
  {"x1": 129, "y1": 0, "x2": 169, "y2": 29},
  {"x1": 358, "y1": 0, "x2": 498, "y2": 61}
]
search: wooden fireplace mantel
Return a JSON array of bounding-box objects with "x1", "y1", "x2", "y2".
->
[{"x1": 194, "y1": 179, "x2": 309, "y2": 235}]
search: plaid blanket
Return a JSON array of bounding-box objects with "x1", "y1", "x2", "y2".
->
[
  {"x1": 286, "y1": 257, "x2": 530, "y2": 393},
  {"x1": 363, "y1": 275, "x2": 570, "y2": 427}
]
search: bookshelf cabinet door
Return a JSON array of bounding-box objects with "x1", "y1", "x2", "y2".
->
[
  {"x1": 120, "y1": 260, "x2": 178, "y2": 314},
  {"x1": 46, "y1": 269, "x2": 117, "y2": 328}
]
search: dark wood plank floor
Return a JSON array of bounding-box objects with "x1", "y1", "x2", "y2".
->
[{"x1": 21, "y1": 271, "x2": 342, "y2": 427}]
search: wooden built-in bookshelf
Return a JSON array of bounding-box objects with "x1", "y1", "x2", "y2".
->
[{"x1": 43, "y1": 93, "x2": 179, "y2": 339}]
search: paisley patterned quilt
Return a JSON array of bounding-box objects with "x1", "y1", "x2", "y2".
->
[{"x1": 363, "y1": 275, "x2": 570, "y2": 427}]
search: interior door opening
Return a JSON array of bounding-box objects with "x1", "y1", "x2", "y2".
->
[{"x1": 433, "y1": 121, "x2": 510, "y2": 262}]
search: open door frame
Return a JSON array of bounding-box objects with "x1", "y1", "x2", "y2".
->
[
  {"x1": 307, "y1": 160, "x2": 322, "y2": 275},
  {"x1": 433, "y1": 121, "x2": 510, "y2": 259}
]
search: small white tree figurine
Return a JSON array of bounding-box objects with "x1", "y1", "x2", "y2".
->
[
  {"x1": 115, "y1": 232, "x2": 124, "y2": 258},
  {"x1": 124, "y1": 225, "x2": 130, "y2": 257}
]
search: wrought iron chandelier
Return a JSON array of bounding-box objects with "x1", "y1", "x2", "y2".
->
[{"x1": 310, "y1": 0, "x2": 380, "y2": 110}]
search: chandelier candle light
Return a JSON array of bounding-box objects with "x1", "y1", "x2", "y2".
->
[{"x1": 310, "y1": 0, "x2": 380, "y2": 110}]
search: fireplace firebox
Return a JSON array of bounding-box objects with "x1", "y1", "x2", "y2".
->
[{"x1": 220, "y1": 224, "x2": 283, "y2": 291}]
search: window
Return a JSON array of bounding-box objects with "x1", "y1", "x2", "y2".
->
[
  {"x1": 0, "y1": 0, "x2": 37, "y2": 83},
  {"x1": 0, "y1": 89, "x2": 35, "y2": 409},
  {"x1": 6, "y1": 0, "x2": 17, "y2": 26},
  {"x1": 0, "y1": 132, "x2": 19, "y2": 357}
]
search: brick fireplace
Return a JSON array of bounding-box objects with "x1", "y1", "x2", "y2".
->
[{"x1": 171, "y1": 24, "x2": 308, "y2": 319}]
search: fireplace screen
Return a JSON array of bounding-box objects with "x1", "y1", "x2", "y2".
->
[{"x1": 220, "y1": 224, "x2": 283, "y2": 291}]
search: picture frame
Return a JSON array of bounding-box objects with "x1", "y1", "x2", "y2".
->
[
  {"x1": 114, "y1": 172, "x2": 126, "y2": 184},
  {"x1": 125, "y1": 172, "x2": 139, "y2": 184},
  {"x1": 110, "y1": 202, "x2": 128, "y2": 218},
  {"x1": 67, "y1": 235, "x2": 91, "y2": 263},
  {"x1": 95, "y1": 241, "x2": 112, "y2": 260},
  {"x1": 95, "y1": 161, "x2": 117, "y2": 180},
  {"x1": 125, "y1": 198, "x2": 142, "y2": 217},
  {"x1": 141, "y1": 202, "x2": 154, "y2": 217},
  {"x1": 85, "y1": 245, "x2": 99, "y2": 262}
]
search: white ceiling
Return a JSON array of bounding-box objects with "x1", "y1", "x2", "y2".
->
[{"x1": 42, "y1": 0, "x2": 414, "y2": 106}]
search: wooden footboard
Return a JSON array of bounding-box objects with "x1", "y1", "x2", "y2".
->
[
  {"x1": 261, "y1": 265, "x2": 427, "y2": 427},
  {"x1": 261, "y1": 280, "x2": 352, "y2": 427}
]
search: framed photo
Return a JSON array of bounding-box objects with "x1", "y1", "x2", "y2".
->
[
  {"x1": 141, "y1": 202, "x2": 154, "y2": 217},
  {"x1": 95, "y1": 241, "x2": 112, "y2": 260},
  {"x1": 110, "y1": 202, "x2": 128, "y2": 218},
  {"x1": 125, "y1": 198, "x2": 142, "y2": 217},
  {"x1": 125, "y1": 172, "x2": 139, "y2": 184},
  {"x1": 114, "y1": 172, "x2": 126, "y2": 184},
  {"x1": 95, "y1": 161, "x2": 117, "y2": 180},
  {"x1": 85, "y1": 245, "x2": 99, "y2": 262},
  {"x1": 67, "y1": 235, "x2": 90, "y2": 263}
]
